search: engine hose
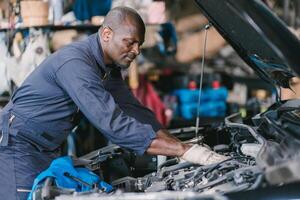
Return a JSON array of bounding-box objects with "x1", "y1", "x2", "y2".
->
[
  {"x1": 159, "y1": 161, "x2": 196, "y2": 178},
  {"x1": 248, "y1": 174, "x2": 264, "y2": 190},
  {"x1": 158, "y1": 158, "x2": 179, "y2": 170},
  {"x1": 192, "y1": 156, "x2": 253, "y2": 183},
  {"x1": 194, "y1": 166, "x2": 258, "y2": 192}
]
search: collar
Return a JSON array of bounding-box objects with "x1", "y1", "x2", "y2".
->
[{"x1": 88, "y1": 33, "x2": 110, "y2": 74}]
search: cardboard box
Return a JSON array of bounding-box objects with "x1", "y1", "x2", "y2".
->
[{"x1": 21, "y1": 0, "x2": 49, "y2": 26}]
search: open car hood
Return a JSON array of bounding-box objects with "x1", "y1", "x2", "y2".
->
[{"x1": 195, "y1": 0, "x2": 300, "y2": 89}]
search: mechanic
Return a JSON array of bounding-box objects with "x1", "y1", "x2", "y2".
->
[{"x1": 0, "y1": 7, "x2": 227, "y2": 200}]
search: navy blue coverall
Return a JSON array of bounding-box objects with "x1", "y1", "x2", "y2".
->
[{"x1": 0, "y1": 33, "x2": 162, "y2": 200}]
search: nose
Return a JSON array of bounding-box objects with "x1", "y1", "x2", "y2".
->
[{"x1": 131, "y1": 43, "x2": 140, "y2": 56}]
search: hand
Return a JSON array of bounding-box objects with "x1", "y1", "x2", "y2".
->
[{"x1": 180, "y1": 144, "x2": 229, "y2": 165}]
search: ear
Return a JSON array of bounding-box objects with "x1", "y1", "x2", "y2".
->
[{"x1": 101, "y1": 27, "x2": 113, "y2": 42}]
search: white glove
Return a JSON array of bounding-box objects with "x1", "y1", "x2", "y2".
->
[{"x1": 181, "y1": 144, "x2": 229, "y2": 165}]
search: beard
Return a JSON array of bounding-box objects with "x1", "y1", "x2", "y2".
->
[
  {"x1": 112, "y1": 53, "x2": 135, "y2": 70},
  {"x1": 115, "y1": 62, "x2": 130, "y2": 70},
  {"x1": 114, "y1": 57, "x2": 133, "y2": 70}
]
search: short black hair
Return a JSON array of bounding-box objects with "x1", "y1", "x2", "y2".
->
[{"x1": 102, "y1": 6, "x2": 145, "y2": 34}]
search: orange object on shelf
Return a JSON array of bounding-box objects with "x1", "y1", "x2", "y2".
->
[{"x1": 21, "y1": 0, "x2": 49, "y2": 26}]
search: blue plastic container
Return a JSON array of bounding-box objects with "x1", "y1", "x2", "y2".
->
[
  {"x1": 173, "y1": 87, "x2": 228, "y2": 103},
  {"x1": 179, "y1": 101, "x2": 226, "y2": 119},
  {"x1": 173, "y1": 87, "x2": 228, "y2": 119}
]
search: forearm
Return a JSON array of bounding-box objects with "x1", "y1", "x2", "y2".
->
[
  {"x1": 146, "y1": 129, "x2": 191, "y2": 157},
  {"x1": 146, "y1": 129, "x2": 228, "y2": 165}
]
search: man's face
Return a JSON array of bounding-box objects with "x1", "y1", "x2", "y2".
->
[{"x1": 106, "y1": 22, "x2": 144, "y2": 69}]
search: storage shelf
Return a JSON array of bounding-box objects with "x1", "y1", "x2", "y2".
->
[
  {"x1": 0, "y1": 23, "x2": 160, "y2": 32},
  {"x1": 0, "y1": 24, "x2": 101, "y2": 32}
]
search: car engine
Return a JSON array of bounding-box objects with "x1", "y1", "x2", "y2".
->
[
  {"x1": 110, "y1": 112, "x2": 264, "y2": 195},
  {"x1": 34, "y1": 99, "x2": 300, "y2": 200}
]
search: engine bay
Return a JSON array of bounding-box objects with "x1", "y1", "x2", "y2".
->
[
  {"x1": 35, "y1": 99, "x2": 300, "y2": 200},
  {"x1": 110, "y1": 112, "x2": 264, "y2": 195}
]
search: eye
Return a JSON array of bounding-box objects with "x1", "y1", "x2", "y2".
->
[{"x1": 124, "y1": 39, "x2": 135, "y2": 48}]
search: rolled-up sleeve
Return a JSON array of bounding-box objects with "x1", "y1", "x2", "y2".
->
[{"x1": 55, "y1": 59, "x2": 156, "y2": 155}]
